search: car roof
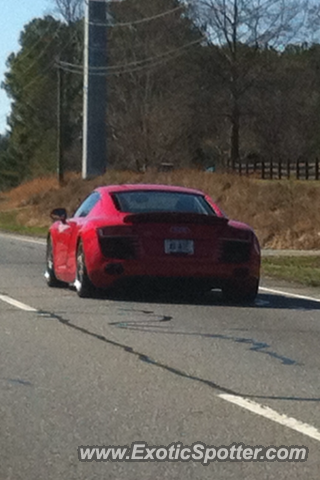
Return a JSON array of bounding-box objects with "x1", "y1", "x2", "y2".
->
[{"x1": 95, "y1": 184, "x2": 206, "y2": 196}]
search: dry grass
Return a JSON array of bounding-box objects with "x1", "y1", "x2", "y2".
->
[
  {"x1": 1, "y1": 169, "x2": 320, "y2": 248},
  {"x1": 0, "y1": 176, "x2": 60, "y2": 209}
]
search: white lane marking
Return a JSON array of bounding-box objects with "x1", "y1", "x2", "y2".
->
[
  {"x1": 0, "y1": 233, "x2": 46, "y2": 246},
  {"x1": 0, "y1": 294, "x2": 37, "y2": 312},
  {"x1": 260, "y1": 286, "x2": 320, "y2": 303},
  {"x1": 219, "y1": 394, "x2": 320, "y2": 442}
]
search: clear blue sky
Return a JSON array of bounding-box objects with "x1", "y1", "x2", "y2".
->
[{"x1": 0, "y1": 0, "x2": 53, "y2": 134}]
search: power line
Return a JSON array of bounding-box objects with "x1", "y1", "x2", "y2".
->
[
  {"x1": 3, "y1": 1, "x2": 199, "y2": 133},
  {"x1": 58, "y1": 37, "x2": 203, "y2": 74},
  {"x1": 59, "y1": 56, "x2": 172, "y2": 76},
  {"x1": 6, "y1": 2, "x2": 198, "y2": 88},
  {"x1": 58, "y1": 44, "x2": 200, "y2": 77}
]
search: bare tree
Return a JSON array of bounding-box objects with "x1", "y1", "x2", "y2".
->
[
  {"x1": 107, "y1": 0, "x2": 203, "y2": 171},
  {"x1": 52, "y1": 0, "x2": 84, "y2": 24},
  {"x1": 190, "y1": 0, "x2": 311, "y2": 168}
]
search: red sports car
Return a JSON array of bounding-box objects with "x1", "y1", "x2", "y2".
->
[{"x1": 45, "y1": 184, "x2": 260, "y2": 301}]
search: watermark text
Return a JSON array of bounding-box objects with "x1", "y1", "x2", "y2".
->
[{"x1": 78, "y1": 442, "x2": 308, "y2": 465}]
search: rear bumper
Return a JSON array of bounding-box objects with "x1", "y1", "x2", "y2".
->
[{"x1": 88, "y1": 254, "x2": 260, "y2": 289}]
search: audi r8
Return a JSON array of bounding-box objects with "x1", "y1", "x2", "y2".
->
[{"x1": 45, "y1": 184, "x2": 260, "y2": 301}]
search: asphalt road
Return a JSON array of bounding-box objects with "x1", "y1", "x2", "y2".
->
[{"x1": 0, "y1": 232, "x2": 320, "y2": 479}]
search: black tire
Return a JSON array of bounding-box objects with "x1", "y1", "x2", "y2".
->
[
  {"x1": 45, "y1": 236, "x2": 65, "y2": 288},
  {"x1": 75, "y1": 241, "x2": 95, "y2": 298},
  {"x1": 222, "y1": 278, "x2": 259, "y2": 303}
]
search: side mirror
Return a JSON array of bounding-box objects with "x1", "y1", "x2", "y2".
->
[{"x1": 50, "y1": 208, "x2": 67, "y2": 223}]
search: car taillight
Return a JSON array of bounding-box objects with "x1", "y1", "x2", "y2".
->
[
  {"x1": 97, "y1": 226, "x2": 137, "y2": 259},
  {"x1": 219, "y1": 227, "x2": 253, "y2": 263},
  {"x1": 220, "y1": 240, "x2": 251, "y2": 263},
  {"x1": 224, "y1": 226, "x2": 253, "y2": 241}
]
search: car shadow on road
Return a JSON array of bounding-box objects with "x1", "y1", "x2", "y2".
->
[{"x1": 98, "y1": 287, "x2": 320, "y2": 311}]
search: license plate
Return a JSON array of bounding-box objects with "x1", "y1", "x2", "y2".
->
[{"x1": 164, "y1": 239, "x2": 194, "y2": 255}]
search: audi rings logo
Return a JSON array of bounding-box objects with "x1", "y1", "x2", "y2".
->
[{"x1": 170, "y1": 226, "x2": 191, "y2": 234}]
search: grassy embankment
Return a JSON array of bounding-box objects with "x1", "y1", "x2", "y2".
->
[
  {"x1": 263, "y1": 257, "x2": 320, "y2": 287},
  {"x1": 1, "y1": 170, "x2": 320, "y2": 286}
]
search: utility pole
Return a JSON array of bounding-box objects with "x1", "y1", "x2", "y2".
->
[
  {"x1": 57, "y1": 63, "x2": 64, "y2": 186},
  {"x1": 82, "y1": 0, "x2": 107, "y2": 179}
]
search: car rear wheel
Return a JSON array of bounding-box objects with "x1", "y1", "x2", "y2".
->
[
  {"x1": 222, "y1": 278, "x2": 259, "y2": 303},
  {"x1": 75, "y1": 241, "x2": 95, "y2": 298},
  {"x1": 45, "y1": 236, "x2": 65, "y2": 287}
]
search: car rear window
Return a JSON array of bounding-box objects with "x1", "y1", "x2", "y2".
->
[{"x1": 112, "y1": 191, "x2": 215, "y2": 215}]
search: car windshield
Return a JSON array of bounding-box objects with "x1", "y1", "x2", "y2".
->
[{"x1": 112, "y1": 191, "x2": 215, "y2": 215}]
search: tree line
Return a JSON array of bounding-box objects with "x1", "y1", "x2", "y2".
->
[{"x1": 1, "y1": 0, "x2": 320, "y2": 189}]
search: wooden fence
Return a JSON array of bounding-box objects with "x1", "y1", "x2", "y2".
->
[{"x1": 228, "y1": 158, "x2": 320, "y2": 180}]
